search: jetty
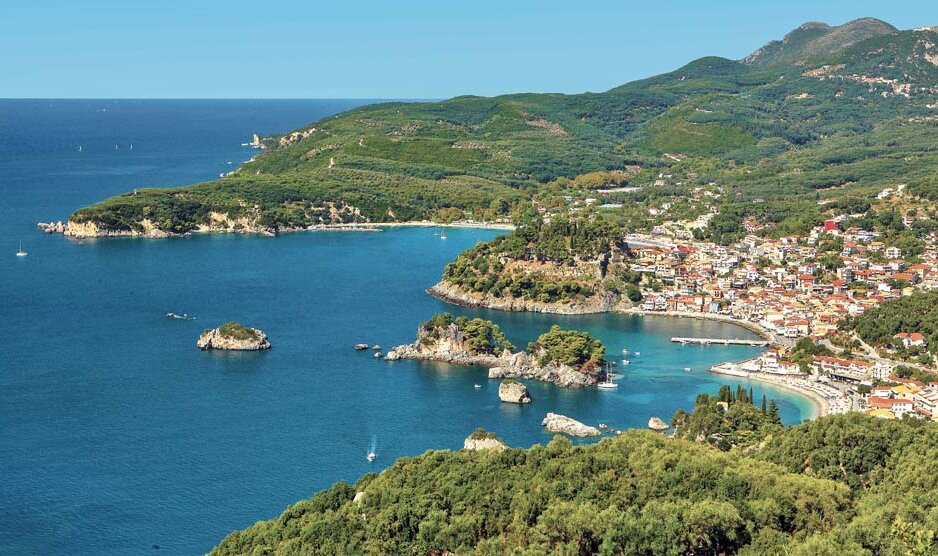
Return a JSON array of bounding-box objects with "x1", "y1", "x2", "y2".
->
[{"x1": 671, "y1": 337, "x2": 769, "y2": 347}]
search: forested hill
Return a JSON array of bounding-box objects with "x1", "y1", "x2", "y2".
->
[
  {"x1": 67, "y1": 19, "x2": 938, "y2": 237},
  {"x1": 210, "y1": 414, "x2": 938, "y2": 555}
]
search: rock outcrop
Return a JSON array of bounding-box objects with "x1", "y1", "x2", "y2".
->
[
  {"x1": 541, "y1": 413, "x2": 601, "y2": 437},
  {"x1": 37, "y1": 221, "x2": 66, "y2": 234},
  {"x1": 463, "y1": 429, "x2": 508, "y2": 451},
  {"x1": 648, "y1": 417, "x2": 670, "y2": 431},
  {"x1": 498, "y1": 381, "x2": 532, "y2": 404},
  {"x1": 197, "y1": 323, "x2": 271, "y2": 351},
  {"x1": 488, "y1": 351, "x2": 597, "y2": 389},
  {"x1": 385, "y1": 321, "x2": 506, "y2": 367}
]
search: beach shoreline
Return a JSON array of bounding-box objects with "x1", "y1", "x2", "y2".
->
[{"x1": 743, "y1": 373, "x2": 829, "y2": 418}]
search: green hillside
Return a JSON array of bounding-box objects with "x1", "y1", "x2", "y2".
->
[
  {"x1": 210, "y1": 414, "x2": 938, "y2": 555},
  {"x1": 67, "y1": 21, "x2": 938, "y2": 237}
]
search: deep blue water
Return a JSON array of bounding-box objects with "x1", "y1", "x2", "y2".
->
[{"x1": 0, "y1": 100, "x2": 813, "y2": 555}]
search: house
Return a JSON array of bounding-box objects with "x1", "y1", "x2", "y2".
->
[
  {"x1": 867, "y1": 397, "x2": 914, "y2": 418},
  {"x1": 895, "y1": 332, "x2": 927, "y2": 348}
]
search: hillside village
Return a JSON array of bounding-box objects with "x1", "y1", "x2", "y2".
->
[{"x1": 560, "y1": 179, "x2": 938, "y2": 421}]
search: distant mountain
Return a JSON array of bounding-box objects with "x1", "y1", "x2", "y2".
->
[
  {"x1": 63, "y1": 19, "x2": 938, "y2": 242},
  {"x1": 742, "y1": 17, "x2": 898, "y2": 67}
]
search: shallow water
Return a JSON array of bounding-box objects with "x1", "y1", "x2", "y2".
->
[{"x1": 0, "y1": 100, "x2": 813, "y2": 555}]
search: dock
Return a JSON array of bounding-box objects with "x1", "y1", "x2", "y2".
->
[{"x1": 672, "y1": 337, "x2": 769, "y2": 347}]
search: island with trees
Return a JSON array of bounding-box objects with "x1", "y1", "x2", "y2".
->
[{"x1": 387, "y1": 313, "x2": 604, "y2": 388}]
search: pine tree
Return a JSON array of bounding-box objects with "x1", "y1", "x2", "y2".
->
[
  {"x1": 749, "y1": 386, "x2": 754, "y2": 405},
  {"x1": 719, "y1": 385, "x2": 732, "y2": 403},
  {"x1": 767, "y1": 400, "x2": 782, "y2": 424},
  {"x1": 761, "y1": 394, "x2": 767, "y2": 413}
]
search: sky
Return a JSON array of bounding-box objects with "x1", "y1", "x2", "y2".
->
[{"x1": 0, "y1": 0, "x2": 934, "y2": 98}]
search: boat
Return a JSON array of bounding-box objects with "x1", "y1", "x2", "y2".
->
[
  {"x1": 440, "y1": 229, "x2": 447, "y2": 240},
  {"x1": 16, "y1": 241, "x2": 27, "y2": 257},
  {"x1": 597, "y1": 362, "x2": 619, "y2": 390},
  {"x1": 621, "y1": 348, "x2": 629, "y2": 354},
  {"x1": 78, "y1": 145, "x2": 82, "y2": 152},
  {"x1": 354, "y1": 343, "x2": 369, "y2": 350},
  {"x1": 130, "y1": 143, "x2": 134, "y2": 150},
  {"x1": 373, "y1": 352, "x2": 382, "y2": 359},
  {"x1": 366, "y1": 451, "x2": 376, "y2": 462},
  {"x1": 372, "y1": 345, "x2": 382, "y2": 350},
  {"x1": 683, "y1": 367, "x2": 692, "y2": 372},
  {"x1": 620, "y1": 359, "x2": 630, "y2": 365},
  {"x1": 474, "y1": 384, "x2": 482, "y2": 389},
  {"x1": 366, "y1": 435, "x2": 377, "y2": 461},
  {"x1": 634, "y1": 351, "x2": 641, "y2": 356}
]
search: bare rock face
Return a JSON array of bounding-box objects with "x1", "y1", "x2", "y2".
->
[
  {"x1": 197, "y1": 323, "x2": 271, "y2": 351},
  {"x1": 488, "y1": 351, "x2": 597, "y2": 389},
  {"x1": 541, "y1": 413, "x2": 601, "y2": 437},
  {"x1": 463, "y1": 429, "x2": 507, "y2": 451},
  {"x1": 37, "y1": 221, "x2": 66, "y2": 234},
  {"x1": 648, "y1": 417, "x2": 670, "y2": 431},
  {"x1": 386, "y1": 322, "x2": 507, "y2": 367},
  {"x1": 498, "y1": 381, "x2": 532, "y2": 404}
]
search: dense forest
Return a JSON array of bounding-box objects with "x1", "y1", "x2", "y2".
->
[
  {"x1": 68, "y1": 22, "x2": 938, "y2": 240},
  {"x1": 210, "y1": 412, "x2": 938, "y2": 555}
]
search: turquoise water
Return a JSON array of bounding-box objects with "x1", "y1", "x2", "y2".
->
[{"x1": 0, "y1": 101, "x2": 813, "y2": 555}]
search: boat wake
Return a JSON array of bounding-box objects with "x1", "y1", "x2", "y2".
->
[{"x1": 165, "y1": 312, "x2": 196, "y2": 321}]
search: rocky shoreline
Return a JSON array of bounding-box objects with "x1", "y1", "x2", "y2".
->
[
  {"x1": 427, "y1": 281, "x2": 625, "y2": 315},
  {"x1": 37, "y1": 219, "x2": 513, "y2": 239}
]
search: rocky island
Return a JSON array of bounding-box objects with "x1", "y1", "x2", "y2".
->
[
  {"x1": 197, "y1": 322, "x2": 271, "y2": 351},
  {"x1": 541, "y1": 413, "x2": 601, "y2": 437},
  {"x1": 386, "y1": 313, "x2": 605, "y2": 388},
  {"x1": 462, "y1": 429, "x2": 508, "y2": 451},
  {"x1": 498, "y1": 381, "x2": 531, "y2": 404}
]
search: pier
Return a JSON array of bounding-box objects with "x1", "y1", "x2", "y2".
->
[{"x1": 672, "y1": 337, "x2": 769, "y2": 347}]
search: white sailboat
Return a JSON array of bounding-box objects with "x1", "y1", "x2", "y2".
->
[
  {"x1": 440, "y1": 228, "x2": 447, "y2": 240},
  {"x1": 597, "y1": 362, "x2": 619, "y2": 389},
  {"x1": 16, "y1": 241, "x2": 27, "y2": 257}
]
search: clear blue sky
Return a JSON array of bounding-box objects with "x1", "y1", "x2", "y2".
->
[{"x1": 0, "y1": 0, "x2": 932, "y2": 98}]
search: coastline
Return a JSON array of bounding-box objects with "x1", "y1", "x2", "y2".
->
[
  {"x1": 429, "y1": 282, "x2": 824, "y2": 420},
  {"x1": 621, "y1": 308, "x2": 781, "y2": 345},
  {"x1": 41, "y1": 219, "x2": 515, "y2": 239},
  {"x1": 743, "y1": 372, "x2": 829, "y2": 419}
]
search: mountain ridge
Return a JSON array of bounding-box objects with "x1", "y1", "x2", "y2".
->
[{"x1": 741, "y1": 17, "x2": 899, "y2": 67}]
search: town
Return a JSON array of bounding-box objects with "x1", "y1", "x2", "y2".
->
[{"x1": 608, "y1": 197, "x2": 938, "y2": 421}]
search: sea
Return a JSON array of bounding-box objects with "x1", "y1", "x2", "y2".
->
[{"x1": 0, "y1": 100, "x2": 816, "y2": 555}]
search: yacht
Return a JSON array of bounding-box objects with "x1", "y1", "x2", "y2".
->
[
  {"x1": 366, "y1": 451, "x2": 376, "y2": 462},
  {"x1": 16, "y1": 241, "x2": 27, "y2": 257},
  {"x1": 440, "y1": 229, "x2": 447, "y2": 240},
  {"x1": 597, "y1": 363, "x2": 619, "y2": 390}
]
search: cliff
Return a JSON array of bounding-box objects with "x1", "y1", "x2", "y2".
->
[{"x1": 198, "y1": 322, "x2": 271, "y2": 351}]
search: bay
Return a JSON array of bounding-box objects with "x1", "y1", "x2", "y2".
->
[{"x1": 0, "y1": 100, "x2": 813, "y2": 555}]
